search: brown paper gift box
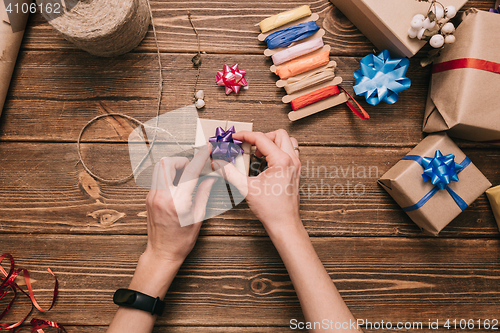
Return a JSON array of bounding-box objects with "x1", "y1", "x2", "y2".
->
[
  {"x1": 378, "y1": 133, "x2": 491, "y2": 235},
  {"x1": 485, "y1": 185, "x2": 500, "y2": 232},
  {"x1": 195, "y1": 119, "x2": 252, "y2": 176},
  {"x1": 0, "y1": 1, "x2": 30, "y2": 117},
  {"x1": 423, "y1": 10, "x2": 500, "y2": 141},
  {"x1": 329, "y1": 0, "x2": 468, "y2": 58}
]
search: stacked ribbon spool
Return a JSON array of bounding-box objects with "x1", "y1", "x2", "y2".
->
[{"x1": 258, "y1": 5, "x2": 369, "y2": 121}]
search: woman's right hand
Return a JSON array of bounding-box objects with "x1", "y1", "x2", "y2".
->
[{"x1": 213, "y1": 129, "x2": 302, "y2": 236}]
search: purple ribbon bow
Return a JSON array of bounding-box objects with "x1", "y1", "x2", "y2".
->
[{"x1": 209, "y1": 126, "x2": 244, "y2": 163}]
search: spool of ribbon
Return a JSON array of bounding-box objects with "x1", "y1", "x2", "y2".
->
[
  {"x1": 259, "y1": 5, "x2": 312, "y2": 33},
  {"x1": 353, "y1": 50, "x2": 411, "y2": 106},
  {"x1": 0, "y1": 253, "x2": 64, "y2": 332},
  {"x1": 276, "y1": 50, "x2": 330, "y2": 80},
  {"x1": 290, "y1": 85, "x2": 340, "y2": 111},
  {"x1": 216, "y1": 64, "x2": 248, "y2": 95},
  {"x1": 272, "y1": 37, "x2": 324, "y2": 66},
  {"x1": 432, "y1": 58, "x2": 500, "y2": 75},
  {"x1": 401, "y1": 150, "x2": 470, "y2": 212},
  {"x1": 209, "y1": 126, "x2": 244, "y2": 163},
  {"x1": 264, "y1": 21, "x2": 320, "y2": 49},
  {"x1": 285, "y1": 67, "x2": 335, "y2": 94}
]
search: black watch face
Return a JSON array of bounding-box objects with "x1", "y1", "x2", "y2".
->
[{"x1": 114, "y1": 289, "x2": 137, "y2": 305}]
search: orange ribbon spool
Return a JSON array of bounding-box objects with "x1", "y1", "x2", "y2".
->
[{"x1": 276, "y1": 50, "x2": 330, "y2": 80}]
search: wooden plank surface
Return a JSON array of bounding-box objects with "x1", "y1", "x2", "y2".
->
[
  {"x1": 0, "y1": 51, "x2": 430, "y2": 146},
  {"x1": 20, "y1": 0, "x2": 495, "y2": 56},
  {"x1": 0, "y1": 142, "x2": 498, "y2": 237},
  {"x1": 2, "y1": 235, "x2": 499, "y2": 327}
]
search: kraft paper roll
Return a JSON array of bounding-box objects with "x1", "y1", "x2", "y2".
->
[
  {"x1": 0, "y1": 0, "x2": 30, "y2": 117},
  {"x1": 259, "y1": 5, "x2": 311, "y2": 33}
]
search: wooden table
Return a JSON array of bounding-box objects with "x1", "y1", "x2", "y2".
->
[{"x1": 1, "y1": 1, "x2": 499, "y2": 332}]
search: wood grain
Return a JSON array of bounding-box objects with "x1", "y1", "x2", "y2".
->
[
  {"x1": 2, "y1": 235, "x2": 499, "y2": 326},
  {"x1": 0, "y1": 142, "x2": 498, "y2": 237},
  {"x1": 20, "y1": 0, "x2": 495, "y2": 56},
  {"x1": 1, "y1": 51, "x2": 430, "y2": 146}
]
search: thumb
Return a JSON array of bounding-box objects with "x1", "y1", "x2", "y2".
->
[
  {"x1": 211, "y1": 160, "x2": 249, "y2": 198},
  {"x1": 193, "y1": 177, "x2": 217, "y2": 223}
]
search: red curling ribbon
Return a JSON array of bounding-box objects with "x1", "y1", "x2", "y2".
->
[
  {"x1": 290, "y1": 85, "x2": 340, "y2": 111},
  {"x1": 432, "y1": 58, "x2": 500, "y2": 75},
  {"x1": 0, "y1": 254, "x2": 63, "y2": 332}
]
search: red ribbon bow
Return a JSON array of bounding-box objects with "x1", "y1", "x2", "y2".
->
[{"x1": 216, "y1": 64, "x2": 248, "y2": 95}]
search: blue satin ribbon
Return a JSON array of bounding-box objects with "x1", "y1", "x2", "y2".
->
[
  {"x1": 353, "y1": 50, "x2": 411, "y2": 106},
  {"x1": 401, "y1": 151, "x2": 471, "y2": 212},
  {"x1": 264, "y1": 21, "x2": 320, "y2": 49}
]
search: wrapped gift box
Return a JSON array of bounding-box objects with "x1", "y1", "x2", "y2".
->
[
  {"x1": 486, "y1": 185, "x2": 500, "y2": 232},
  {"x1": 195, "y1": 119, "x2": 252, "y2": 176},
  {"x1": 378, "y1": 133, "x2": 491, "y2": 235},
  {"x1": 423, "y1": 10, "x2": 500, "y2": 142},
  {"x1": 1, "y1": 0, "x2": 30, "y2": 117},
  {"x1": 329, "y1": 0, "x2": 467, "y2": 58}
]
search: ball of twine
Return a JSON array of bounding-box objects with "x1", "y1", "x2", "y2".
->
[{"x1": 44, "y1": 0, "x2": 151, "y2": 57}]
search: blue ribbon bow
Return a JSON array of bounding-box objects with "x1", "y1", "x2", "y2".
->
[
  {"x1": 264, "y1": 21, "x2": 320, "y2": 49},
  {"x1": 401, "y1": 150, "x2": 471, "y2": 212},
  {"x1": 353, "y1": 50, "x2": 411, "y2": 106}
]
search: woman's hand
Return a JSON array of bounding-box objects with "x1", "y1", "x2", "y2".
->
[
  {"x1": 144, "y1": 144, "x2": 216, "y2": 265},
  {"x1": 213, "y1": 129, "x2": 301, "y2": 236}
]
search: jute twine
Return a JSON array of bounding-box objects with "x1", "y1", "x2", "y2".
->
[
  {"x1": 77, "y1": 0, "x2": 170, "y2": 184},
  {"x1": 46, "y1": 0, "x2": 150, "y2": 57}
]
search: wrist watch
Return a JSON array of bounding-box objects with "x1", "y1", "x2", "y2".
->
[{"x1": 113, "y1": 288, "x2": 165, "y2": 316}]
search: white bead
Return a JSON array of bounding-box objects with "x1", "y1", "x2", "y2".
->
[
  {"x1": 413, "y1": 14, "x2": 425, "y2": 22},
  {"x1": 408, "y1": 27, "x2": 418, "y2": 39},
  {"x1": 195, "y1": 90, "x2": 204, "y2": 100},
  {"x1": 441, "y1": 22, "x2": 455, "y2": 34},
  {"x1": 430, "y1": 34, "x2": 445, "y2": 48},
  {"x1": 195, "y1": 98, "x2": 205, "y2": 109},
  {"x1": 431, "y1": 5, "x2": 444, "y2": 20},
  {"x1": 445, "y1": 5, "x2": 457, "y2": 18},
  {"x1": 410, "y1": 15, "x2": 425, "y2": 30},
  {"x1": 444, "y1": 35, "x2": 456, "y2": 44},
  {"x1": 423, "y1": 17, "x2": 436, "y2": 30},
  {"x1": 417, "y1": 28, "x2": 426, "y2": 40}
]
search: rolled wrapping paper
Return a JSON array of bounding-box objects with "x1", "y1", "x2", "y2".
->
[
  {"x1": 285, "y1": 68, "x2": 335, "y2": 94},
  {"x1": 0, "y1": 0, "x2": 29, "y2": 117},
  {"x1": 272, "y1": 37, "x2": 324, "y2": 66},
  {"x1": 290, "y1": 85, "x2": 341, "y2": 111},
  {"x1": 259, "y1": 5, "x2": 311, "y2": 33},
  {"x1": 264, "y1": 21, "x2": 320, "y2": 49},
  {"x1": 275, "y1": 50, "x2": 330, "y2": 80}
]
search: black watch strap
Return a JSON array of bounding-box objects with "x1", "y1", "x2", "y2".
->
[{"x1": 113, "y1": 288, "x2": 165, "y2": 316}]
